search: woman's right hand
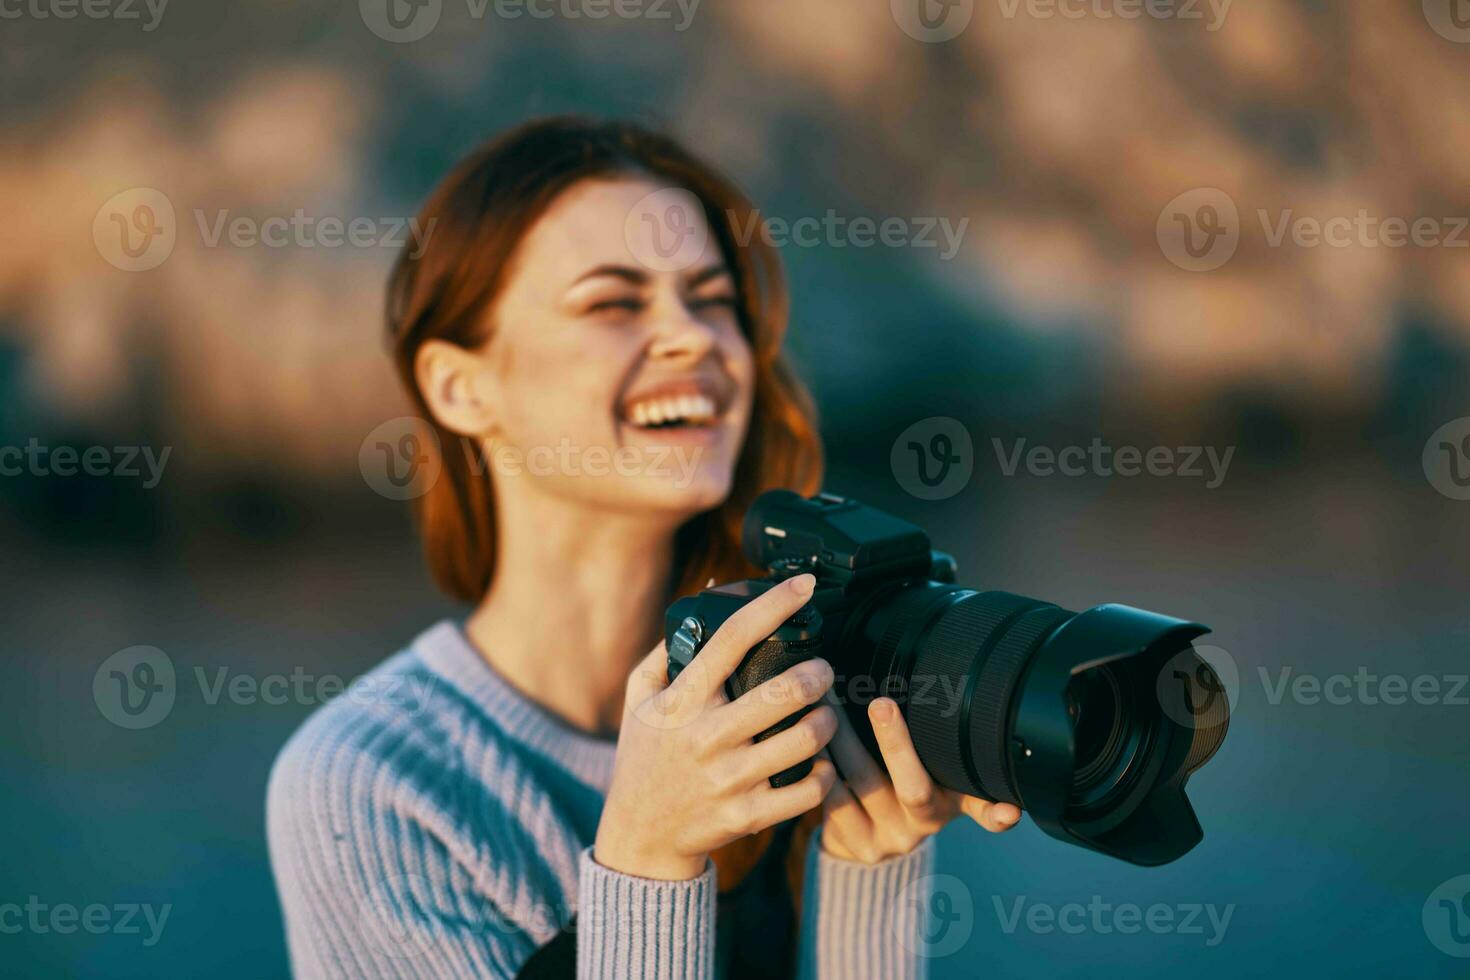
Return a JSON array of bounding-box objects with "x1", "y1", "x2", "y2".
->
[{"x1": 593, "y1": 573, "x2": 838, "y2": 881}]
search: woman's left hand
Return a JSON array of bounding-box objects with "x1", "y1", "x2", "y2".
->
[{"x1": 818, "y1": 695, "x2": 1021, "y2": 863}]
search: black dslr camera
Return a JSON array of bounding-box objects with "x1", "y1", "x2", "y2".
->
[{"x1": 666, "y1": 490, "x2": 1229, "y2": 867}]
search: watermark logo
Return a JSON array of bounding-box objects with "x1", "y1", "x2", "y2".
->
[
  {"x1": 194, "y1": 666, "x2": 436, "y2": 713},
  {"x1": 892, "y1": 417, "x2": 974, "y2": 501},
  {"x1": 630, "y1": 651, "x2": 713, "y2": 731},
  {"x1": 994, "y1": 895, "x2": 1233, "y2": 945},
  {"x1": 94, "y1": 188, "x2": 176, "y2": 272},
  {"x1": 95, "y1": 190, "x2": 435, "y2": 270},
  {"x1": 1157, "y1": 644, "x2": 1239, "y2": 730},
  {"x1": 1258, "y1": 666, "x2": 1467, "y2": 707},
  {"x1": 93, "y1": 646, "x2": 176, "y2": 730},
  {"x1": 892, "y1": 0, "x2": 974, "y2": 42},
  {"x1": 728, "y1": 210, "x2": 969, "y2": 261},
  {"x1": 1163, "y1": 189, "x2": 1468, "y2": 271},
  {"x1": 0, "y1": 0, "x2": 169, "y2": 30},
  {"x1": 1258, "y1": 211, "x2": 1468, "y2": 250},
  {"x1": 360, "y1": 417, "x2": 442, "y2": 501},
  {"x1": 624, "y1": 187, "x2": 709, "y2": 273},
  {"x1": 1157, "y1": 188, "x2": 1239, "y2": 272},
  {"x1": 1424, "y1": 875, "x2": 1470, "y2": 957},
  {"x1": 1423, "y1": 417, "x2": 1470, "y2": 501},
  {"x1": 361, "y1": 0, "x2": 700, "y2": 39},
  {"x1": 360, "y1": 0, "x2": 442, "y2": 42},
  {"x1": 193, "y1": 209, "x2": 435, "y2": 255},
  {"x1": 0, "y1": 440, "x2": 171, "y2": 487},
  {"x1": 995, "y1": 0, "x2": 1232, "y2": 31},
  {"x1": 483, "y1": 439, "x2": 704, "y2": 486},
  {"x1": 360, "y1": 874, "x2": 438, "y2": 960},
  {"x1": 0, "y1": 898, "x2": 171, "y2": 946},
  {"x1": 1424, "y1": 0, "x2": 1470, "y2": 43},
  {"x1": 94, "y1": 649, "x2": 436, "y2": 728},
  {"x1": 992, "y1": 437, "x2": 1235, "y2": 488},
  {"x1": 896, "y1": 874, "x2": 974, "y2": 958}
]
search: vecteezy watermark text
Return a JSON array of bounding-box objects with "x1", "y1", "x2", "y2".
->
[
  {"x1": 995, "y1": 0, "x2": 1232, "y2": 31},
  {"x1": 728, "y1": 210, "x2": 970, "y2": 261},
  {"x1": 994, "y1": 895, "x2": 1234, "y2": 946},
  {"x1": 992, "y1": 437, "x2": 1235, "y2": 489},
  {"x1": 1159, "y1": 188, "x2": 1470, "y2": 272},
  {"x1": 1258, "y1": 667, "x2": 1468, "y2": 707},
  {"x1": 193, "y1": 209, "x2": 435, "y2": 256},
  {"x1": 0, "y1": 898, "x2": 171, "y2": 947},
  {"x1": 93, "y1": 188, "x2": 435, "y2": 272},
  {"x1": 1258, "y1": 210, "x2": 1469, "y2": 250},
  {"x1": 359, "y1": 0, "x2": 701, "y2": 44},
  {"x1": 359, "y1": 417, "x2": 708, "y2": 501},
  {"x1": 1152, "y1": 644, "x2": 1470, "y2": 715},
  {"x1": 93, "y1": 645, "x2": 438, "y2": 730},
  {"x1": 194, "y1": 666, "x2": 437, "y2": 710},
  {"x1": 0, "y1": 0, "x2": 167, "y2": 30},
  {"x1": 0, "y1": 440, "x2": 170, "y2": 488}
]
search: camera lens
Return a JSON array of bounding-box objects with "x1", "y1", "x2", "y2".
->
[
  {"x1": 1065, "y1": 665, "x2": 1154, "y2": 815},
  {"x1": 844, "y1": 585, "x2": 1224, "y2": 865},
  {"x1": 1068, "y1": 667, "x2": 1123, "y2": 783},
  {"x1": 854, "y1": 587, "x2": 1071, "y2": 807}
]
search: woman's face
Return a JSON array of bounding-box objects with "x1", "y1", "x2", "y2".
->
[{"x1": 478, "y1": 176, "x2": 755, "y2": 517}]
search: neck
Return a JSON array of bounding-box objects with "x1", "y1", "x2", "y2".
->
[{"x1": 464, "y1": 482, "x2": 685, "y2": 736}]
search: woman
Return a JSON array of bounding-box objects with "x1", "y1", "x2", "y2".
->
[{"x1": 267, "y1": 116, "x2": 1020, "y2": 980}]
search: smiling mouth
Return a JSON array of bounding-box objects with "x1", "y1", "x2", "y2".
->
[{"x1": 619, "y1": 388, "x2": 724, "y2": 431}]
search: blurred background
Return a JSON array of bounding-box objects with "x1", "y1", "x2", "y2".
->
[{"x1": 3, "y1": 1, "x2": 1470, "y2": 977}]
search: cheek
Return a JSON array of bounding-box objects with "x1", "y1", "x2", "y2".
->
[
  {"x1": 495, "y1": 333, "x2": 631, "y2": 443},
  {"x1": 725, "y1": 331, "x2": 757, "y2": 409}
]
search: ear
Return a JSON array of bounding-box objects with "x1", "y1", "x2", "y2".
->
[{"x1": 414, "y1": 340, "x2": 499, "y2": 439}]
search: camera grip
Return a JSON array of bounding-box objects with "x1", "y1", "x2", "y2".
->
[{"x1": 728, "y1": 633, "x2": 823, "y2": 788}]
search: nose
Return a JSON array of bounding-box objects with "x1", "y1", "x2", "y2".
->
[{"x1": 646, "y1": 298, "x2": 719, "y2": 364}]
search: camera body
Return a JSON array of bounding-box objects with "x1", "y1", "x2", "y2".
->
[
  {"x1": 666, "y1": 489, "x2": 1229, "y2": 867},
  {"x1": 666, "y1": 490, "x2": 955, "y2": 782}
]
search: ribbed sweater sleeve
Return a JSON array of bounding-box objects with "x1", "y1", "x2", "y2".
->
[
  {"x1": 575, "y1": 846, "x2": 716, "y2": 979},
  {"x1": 798, "y1": 831, "x2": 935, "y2": 980}
]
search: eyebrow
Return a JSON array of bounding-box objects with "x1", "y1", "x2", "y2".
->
[{"x1": 569, "y1": 263, "x2": 732, "y2": 288}]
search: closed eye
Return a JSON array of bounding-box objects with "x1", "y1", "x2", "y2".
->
[{"x1": 588, "y1": 297, "x2": 644, "y2": 314}]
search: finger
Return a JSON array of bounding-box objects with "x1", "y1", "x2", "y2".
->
[
  {"x1": 958, "y1": 794, "x2": 1022, "y2": 833},
  {"x1": 744, "y1": 756, "x2": 836, "y2": 829},
  {"x1": 633, "y1": 641, "x2": 724, "y2": 731},
  {"x1": 824, "y1": 692, "x2": 902, "y2": 824},
  {"x1": 731, "y1": 705, "x2": 837, "y2": 785},
  {"x1": 682, "y1": 574, "x2": 816, "y2": 700},
  {"x1": 868, "y1": 698, "x2": 947, "y2": 824},
  {"x1": 718, "y1": 657, "x2": 833, "y2": 743}
]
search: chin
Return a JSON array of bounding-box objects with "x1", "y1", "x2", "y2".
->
[{"x1": 624, "y1": 463, "x2": 736, "y2": 517}]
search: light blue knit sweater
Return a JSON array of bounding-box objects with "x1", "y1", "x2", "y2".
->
[{"x1": 267, "y1": 621, "x2": 935, "y2": 979}]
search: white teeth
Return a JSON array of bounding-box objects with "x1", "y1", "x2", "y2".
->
[{"x1": 624, "y1": 392, "x2": 720, "y2": 428}]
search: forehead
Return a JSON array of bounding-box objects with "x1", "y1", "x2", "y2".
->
[{"x1": 513, "y1": 176, "x2": 723, "y2": 281}]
